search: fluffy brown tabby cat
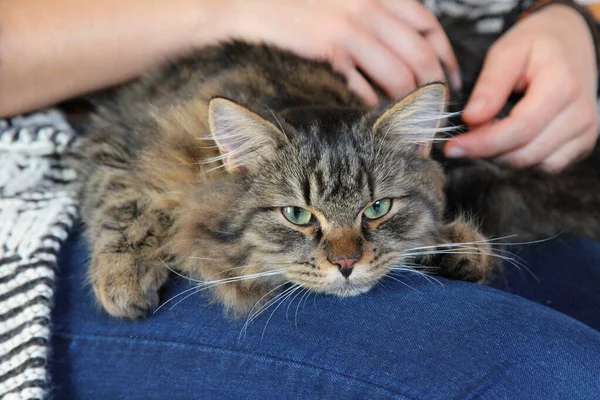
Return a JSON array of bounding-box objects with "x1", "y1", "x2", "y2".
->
[
  {"x1": 75, "y1": 41, "x2": 494, "y2": 319},
  {"x1": 76, "y1": 41, "x2": 600, "y2": 320}
]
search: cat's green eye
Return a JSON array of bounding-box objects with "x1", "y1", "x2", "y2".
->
[
  {"x1": 282, "y1": 206, "x2": 313, "y2": 225},
  {"x1": 364, "y1": 199, "x2": 392, "y2": 220}
]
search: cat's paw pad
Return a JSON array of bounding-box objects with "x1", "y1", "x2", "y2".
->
[
  {"x1": 90, "y1": 254, "x2": 168, "y2": 319},
  {"x1": 438, "y1": 221, "x2": 492, "y2": 284}
]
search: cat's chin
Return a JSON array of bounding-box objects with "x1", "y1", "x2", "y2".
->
[{"x1": 325, "y1": 282, "x2": 374, "y2": 298}]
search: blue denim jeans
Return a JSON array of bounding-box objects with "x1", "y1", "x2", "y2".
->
[{"x1": 50, "y1": 233, "x2": 600, "y2": 399}]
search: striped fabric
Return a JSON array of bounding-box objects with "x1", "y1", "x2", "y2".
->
[
  {"x1": 429, "y1": 0, "x2": 518, "y2": 32},
  {"x1": 0, "y1": 111, "x2": 78, "y2": 399}
]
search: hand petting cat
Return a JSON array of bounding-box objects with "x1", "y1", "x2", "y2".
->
[
  {"x1": 444, "y1": 5, "x2": 599, "y2": 172},
  {"x1": 233, "y1": 0, "x2": 461, "y2": 105}
]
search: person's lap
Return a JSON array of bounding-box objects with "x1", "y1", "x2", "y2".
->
[
  {"x1": 490, "y1": 235, "x2": 600, "y2": 330},
  {"x1": 50, "y1": 232, "x2": 600, "y2": 399}
]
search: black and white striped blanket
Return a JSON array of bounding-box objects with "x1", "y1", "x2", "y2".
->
[{"x1": 0, "y1": 111, "x2": 78, "y2": 399}]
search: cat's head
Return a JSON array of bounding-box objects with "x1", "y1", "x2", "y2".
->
[{"x1": 183, "y1": 84, "x2": 450, "y2": 304}]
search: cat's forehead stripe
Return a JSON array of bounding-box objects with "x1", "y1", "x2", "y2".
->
[{"x1": 303, "y1": 175, "x2": 311, "y2": 206}]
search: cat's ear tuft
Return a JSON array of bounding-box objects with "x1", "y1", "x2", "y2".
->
[
  {"x1": 372, "y1": 83, "x2": 448, "y2": 156},
  {"x1": 208, "y1": 98, "x2": 286, "y2": 173}
]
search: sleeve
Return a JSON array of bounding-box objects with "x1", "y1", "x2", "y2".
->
[{"x1": 426, "y1": 0, "x2": 522, "y2": 34}]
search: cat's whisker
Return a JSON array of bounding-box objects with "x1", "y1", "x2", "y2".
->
[
  {"x1": 262, "y1": 262, "x2": 307, "y2": 266},
  {"x1": 159, "y1": 258, "x2": 203, "y2": 283},
  {"x1": 401, "y1": 246, "x2": 493, "y2": 256},
  {"x1": 246, "y1": 286, "x2": 292, "y2": 326},
  {"x1": 384, "y1": 274, "x2": 420, "y2": 292},
  {"x1": 389, "y1": 266, "x2": 444, "y2": 286},
  {"x1": 162, "y1": 269, "x2": 288, "y2": 315},
  {"x1": 398, "y1": 265, "x2": 440, "y2": 275},
  {"x1": 401, "y1": 233, "x2": 560, "y2": 257},
  {"x1": 293, "y1": 287, "x2": 310, "y2": 327},
  {"x1": 186, "y1": 258, "x2": 261, "y2": 282},
  {"x1": 416, "y1": 272, "x2": 444, "y2": 286},
  {"x1": 402, "y1": 248, "x2": 536, "y2": 279},
  {"x1": 202, "y1": 163, "x2": 229, "y2": 173},
  {"x1": 167, "y1": 285, "x2": 205, "y2": 311},
  {"x1": 400, "y1": 263, "x2": 439, "y2": 270},
  {"x1": 195, "y1": 269, "x2": 287, "y2": 288},
  {"x1": 261, "y1": 284, "x2": 302, "y2": 340},
  {"x1": 294, "y1": 287, "x2": 312, "y2": 327},
  {"x1": 401, "y1": 235, "x2": 517, "y2": 253},
  {"x1": 170, "y1": 271, "x2": 285, "y2": 313},
  {"x1": 477, "y1": 250, "x2": 538, "y2": 281},
  {"x1": 265, "y1": 105, "x2": 287, "y2": 136},
  {"x1": 204, "y1": 265, "x2": 251, "y2": 280},
  {"x1": 394, "y1": 243, "x2": 539, "y2": 281},
  {"x1": 286, "y1": 284, "x2": 307, "y2": 321},
  {"x1": 240, "y1": 281, "x2": 291, "y2": 338},
  {"x1": 386, "y1": 253, "x2": 443, "y2": 284},
  {"x1": 487, "y1": 233, "x2": 562, "y2": 247},
  {"x1": 479, "y1": 247, "x2": 529, "y2": 266},
  {"x1": 153, "y1": 284, "x2": 203, "y2": 314},
  {"x1": 404, "y1": 111, "x2": 459, "y2": 122},
  {"x1": 240, "y1": 283, "x2": 296, "y2": 340},
  {"x1": 402, "y1": 250, "x2": 492, "y2": 258},
  {"x1": 175, "y1": 273, "x2": 281, "y2": 311}
]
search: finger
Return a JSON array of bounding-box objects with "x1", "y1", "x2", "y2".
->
[
  {"x1": 361, "y1": 5, "x2": 445, "y2": 86},
  {"x1": 493, "y1": 103, "x2": 586, "y2": 168},
  {"x1": 423, "y1": 29, "x2": 462, "y2": 90},
  {"x1": 346, "y1": 68, "x2": 380, "y2": 106},
  {"x1": 462, "y1": 38, "x2": 530, "y2": 127},
  {"x1": 379, "y1": 0, "x2": 461, "y2": 89},
  {"x1": 330, "y1": 50, "x2": 380, "y2": 106},
  {"x1": 539, "y1": 132, "x2": 598, "y2": 173},
  {"x1": 445, "y1": 67, "x2": 573, "y2": 159},
  {"x1": 343, "y1": 24, "x2": 417, "y2": 99}
]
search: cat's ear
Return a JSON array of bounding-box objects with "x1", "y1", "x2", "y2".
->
[
  {"x1": 372, "y1": 83, "x2": 448, "y2": 156},
  {"x1": 208, "y1": 98, "x2": 286, "y2": 173}
]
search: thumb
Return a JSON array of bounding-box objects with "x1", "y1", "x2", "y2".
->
[{"x1": 462, "y1": 39, "x2": 530, "y2": 127}]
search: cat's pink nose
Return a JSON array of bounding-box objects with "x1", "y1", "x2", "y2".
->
[{"x1": 331, "y1": 257, "x2": 358, "y2": 278}]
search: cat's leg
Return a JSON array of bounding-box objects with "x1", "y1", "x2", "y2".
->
[
  {"x1": 434, "y1": 219, "x2": 494, "y2": 284},
  {"x1": 84, "y1": 173, "x2": 171, "y2": 319}
]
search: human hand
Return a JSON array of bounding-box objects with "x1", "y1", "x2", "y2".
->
[
  {"x1": 444, "y1": 5, "x2": 598, "y2": 172},
  {"x1": 228, "y1": 0, "x2": 460, "y2": 105}
]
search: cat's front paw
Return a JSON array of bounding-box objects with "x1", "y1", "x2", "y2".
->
[
  {"x1": 90, "y1": 253, "x2": 168, "y2": 319},
  {"x1": 437, "y1": 220, "x2": 493, "y2": 284}
]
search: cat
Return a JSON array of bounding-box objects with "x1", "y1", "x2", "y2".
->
[
  {"x1": 75, "y1": 40, "x2": 600, "y2": 320},
  {"x1": 74, "y1": 41, "x2": 493, "y2": 319}
]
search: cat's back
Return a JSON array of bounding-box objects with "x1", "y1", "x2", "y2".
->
[
  {"x1": 76, "y1": 41, "x2": 365, "y2": 212},
  {"x1": 79, "y1": 41, "x2": 363, "y2": 166},
  {"x1": 93, "y1": 41, "x2": 361, "y2": 128}
]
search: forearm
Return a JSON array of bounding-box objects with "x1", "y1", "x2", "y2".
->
[{"x1": 0, "y1": 0, "x2": 226, "y2": 117}]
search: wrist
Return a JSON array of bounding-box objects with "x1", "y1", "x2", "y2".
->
[
  {"x1": 518, "y1": 0, "x2": 600, "y2": 74},
  {"x1": 525, "y1": 3, "x2": 588, "y2": 24},
  {"x1": 188, "y1": 0, "x2": 255, "y2": 48}
]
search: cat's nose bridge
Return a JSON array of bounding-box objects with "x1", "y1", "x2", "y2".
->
[{"x1": 323, "y1": 228, "x2": 363, "y2": 265}]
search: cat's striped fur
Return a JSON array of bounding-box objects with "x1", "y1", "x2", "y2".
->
[{"x1": 75, "y1": 42, "x2": 492, "y2": 319}]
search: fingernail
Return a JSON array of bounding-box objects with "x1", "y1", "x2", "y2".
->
[
  {"x1": 445, "y1": 146, "x2": 466, "y2": 158},
  {"x1": 465, "y1": 98, "x2": 485, "y2": 115},
  {"x1": 451, "y1": 72, "x2": 462, "y2": 91}
]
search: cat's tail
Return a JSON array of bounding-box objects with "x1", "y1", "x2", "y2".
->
[{"x1": 442, "y1": 150, "x2": 600, "y2": 242}]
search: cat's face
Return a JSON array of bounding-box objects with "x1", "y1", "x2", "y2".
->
[{"x1": 198, "y1": 84, "x2": 448, "y2": 298}]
